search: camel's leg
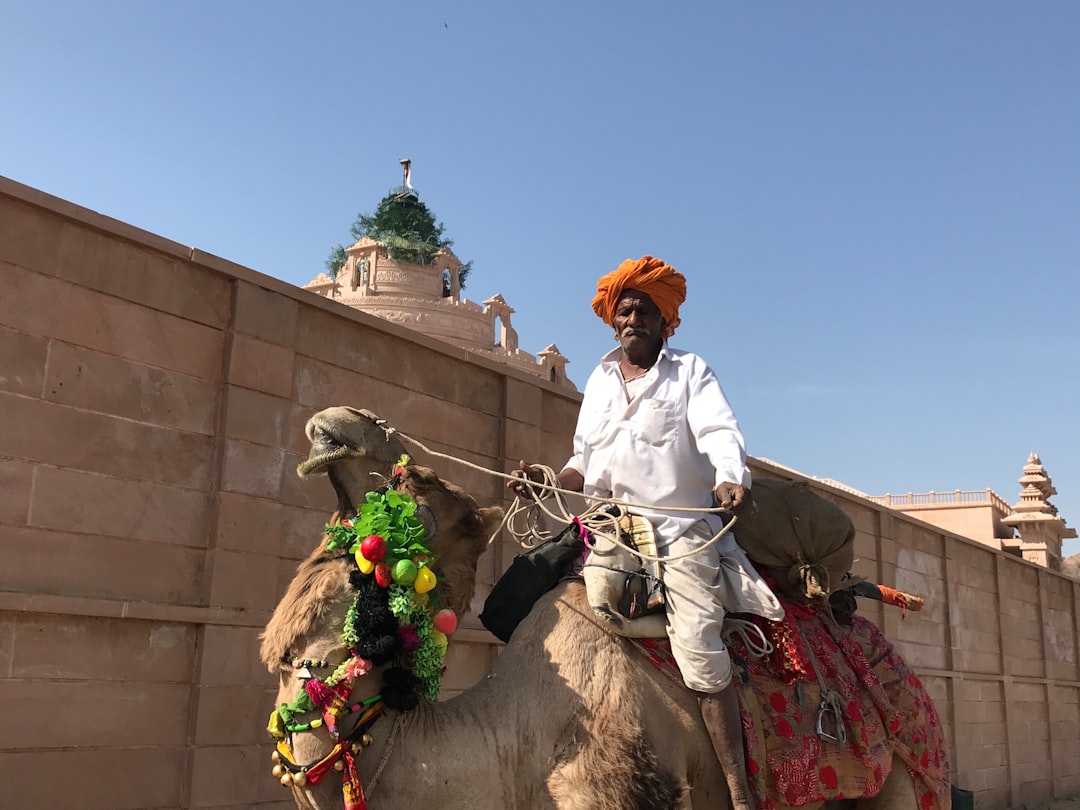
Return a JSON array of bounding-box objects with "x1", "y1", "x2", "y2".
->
[{"x1": 698, "y1": 686, "x2": 754, "y2": 810}]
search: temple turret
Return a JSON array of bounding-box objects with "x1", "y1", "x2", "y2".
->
[{"x1": 1001, "y1": 453, "x2": 1077, "y2": 570}]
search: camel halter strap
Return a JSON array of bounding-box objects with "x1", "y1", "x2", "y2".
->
[{"x1": 269, "y1": 690, "x2": 386, "y2": 808}]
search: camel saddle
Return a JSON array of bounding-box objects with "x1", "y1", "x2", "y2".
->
[{"x1": 582, "y1": 512, "x2": 669, "y2": 638}]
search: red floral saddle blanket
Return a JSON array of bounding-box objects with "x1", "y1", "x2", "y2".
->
[{"x1": 634, "y1": 603, "x2": 950, "y2": 810}]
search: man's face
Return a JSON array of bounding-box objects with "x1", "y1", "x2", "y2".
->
[{"x1": 613, "y1": 289, "x2": 666, "y2": 355}]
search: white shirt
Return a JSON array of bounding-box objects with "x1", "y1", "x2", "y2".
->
[{"x1": 563, "y1": 343, "x2": 751, "y2": 547}]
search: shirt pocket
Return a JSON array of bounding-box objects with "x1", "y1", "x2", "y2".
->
[
  {"x1": 637, "y1": 400, "x2": 677, "y2": 446},
  {"x1": 581, "y1": 401, "x2": 615, "y2": 446}
]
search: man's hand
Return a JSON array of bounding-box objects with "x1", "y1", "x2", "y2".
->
[
  {"x1": 714, "y1": 482, "x2": 746, "y2": 512},
  {"x1": 507, "y1": 460, "x2": 543, "y2": 496}
]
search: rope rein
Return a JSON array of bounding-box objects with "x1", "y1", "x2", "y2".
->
[{"x1": 374, "y1": 421, "x2": 737, "y2": 563}]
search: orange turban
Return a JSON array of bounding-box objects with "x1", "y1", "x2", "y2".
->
[{"x1": 591, "y1": 256, "x2": 687, "y2": 336}]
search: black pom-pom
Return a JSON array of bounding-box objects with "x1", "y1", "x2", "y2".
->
[
  {"x1": 347, "y1": 574, "x2": 402, "y2": 665},
  {"x1": 348, "y1": 569, "x2": 368, "y2": 591},
  {"x1": 353, "y1": 588, "x2": 393, "y2": 628},
  {"x1": 381, "y1": 666, "x2": 420, "y2": 712},
  {"x1": 355, "y1": 624, "x2": 403, "y2": 666}
]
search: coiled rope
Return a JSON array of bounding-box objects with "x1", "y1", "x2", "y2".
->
[{"x1": 373, "y1": 420, "x2": 735, "y2": 563}]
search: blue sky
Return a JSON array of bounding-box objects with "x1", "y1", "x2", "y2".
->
[{"x1": 3, "y1": 2, "x2": 1078, "y2": 557}]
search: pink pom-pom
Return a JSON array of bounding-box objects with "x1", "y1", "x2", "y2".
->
[{"x1": 304, "y1": 678, "x2": 334, "y2": 707}]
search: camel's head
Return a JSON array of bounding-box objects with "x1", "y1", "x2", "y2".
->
[
  {"x1": 297, "y1": 406, "x2": 408, "y2": 519},
  {"x1": 259, "y1": 411, "x2": 503, "y2": 808}
]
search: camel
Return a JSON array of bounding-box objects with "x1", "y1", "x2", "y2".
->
[{"x1": 260, "y1": 406, "x2": 950, "y2": 810}]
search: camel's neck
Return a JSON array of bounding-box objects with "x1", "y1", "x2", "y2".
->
[{"x1": 358, "y1": 675, "x2": 551, "y2": 808}]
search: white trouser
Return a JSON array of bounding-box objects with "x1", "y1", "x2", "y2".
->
[{"x1": 661, "y1": 520, "x2": 783, "y2": 693}]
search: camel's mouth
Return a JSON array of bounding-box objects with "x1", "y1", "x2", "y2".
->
[
  {"x1": 297, "y1": 424, "x2": 358, "y2": 478},
  {"x1": 296, "y1": 407, "x2": 386, "y2": 479}
]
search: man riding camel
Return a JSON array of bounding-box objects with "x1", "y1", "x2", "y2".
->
[{"x1": 510, "y1": 255, "x2": 782, "y2": 810}]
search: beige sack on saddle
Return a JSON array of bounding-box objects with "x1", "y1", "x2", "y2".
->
[{"x1": 735, "y1": 478, "x2": 855, "y2": 603}]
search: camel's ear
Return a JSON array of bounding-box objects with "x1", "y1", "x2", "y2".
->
[
  {"x1": 433, "y1": 504, "x2": 505, "y2": 616},
  {"x1": 477, "y1": 506, "x2": 504, "y2": 544}
]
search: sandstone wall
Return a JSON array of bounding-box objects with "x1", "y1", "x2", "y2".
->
[
  {"x1": 2, "y1": 176, "x2": 1077, "y2": 809},
  {"x1": 0, "y1": 176, "x2": 577, "y2": 809}
]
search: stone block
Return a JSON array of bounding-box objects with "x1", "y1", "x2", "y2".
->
[
  {"x1": 198, "y1": 624, "x2": 276, "y2": 687},
  {"x1": 954, "y1": 582, "x2": 1000, "y2": 618},
  {"x1": 506, "y1": 376, "x2": 542, "y2": 426},
  {"x1": 3, "y1": 679, "x2": 189, "y2": 748},
  {"x1": 0, "y1": 456, "x2": 33, "y2": 525},
  {"x1": 504, "y1": 418, "x2": 542, "y2": 466},
  {"x1": 843, "y1": 501, "x2": 877, "y2": 536},
  {"x1": 12, "y1": 613, "x2": 195, "y2": 682},
  {"x1": 221, "y1": 438, "x2": 286, "y2": 498},
  {"x1": 205, "y1": 548, "x2": 281, "y2": 612},
  {"x1": 228, "y1": 332, "x2": 295, "y2": 399},
  {"x1": 215, "y1": 490, "x2": 284, "y2": 555},
  {"x1": 44, "y1": 341, "x2": 220, "y2": 434},
  {"x1": 189, "y1": 744, "x2": 265, "y2": 808},
  {"x1": 4, "y1": 747, "x2": 185, "y2": 810},
  {"x1": 0, "y1": 393, "x2": 215, "y2": 489},
  {"x1": 293, "y1": 353, "x2": 409, "y2": 415},
  {"x1": 0, "y1": 323, "x2": 46, "y2": 396},
  {"x1": 951, "y1": 548, "x2": 998, "y2": 590},
  {"x1": 54, "y1": 218, "x2": 231, "y2": 328},
  {"x1": 2, "y1": 262, "x2": 225, "y2": 378},
  {"x1": 285, "y1": 403, "x2": 319, "y2": 455},
  {"x1": 194, "y1": 684, "x2": 276, "y2": 745},
  {"x1": 224, "y1": 385, "x2": 291, "y2": 448},
  {"x1": 234, "y1": 281, "x2": 299, "y2": 346},
  {"x1": 277, "y1": 453, "x2": 335, "y2": 511},
  {"x1": 0, "y1": 525, "x2": 205, "y2": 604},
  {"x1": 895, "y1": 544, "x2": 944, "y2": 580},
  {"x1": 542, "y1": 390, "x2": 582, "y2": 434},
  {"x1": 0, "y1": 611, "x2": 14, "y2": 677},
  {"x1": 852, "y1": 529, "x2": 877, "y2": 566},
  {"x1": 29, "y1": 466, "x2": 211, "y2": 547},
  {"x1": 278, "y1": 502, "x2": 331, "y2": 559},
  {"x1": 895, "y1": 636, "x2": 949, "y2": 671},
  {"x1": 540, "y1": 426, "x2": 575, "y2": 467},
  {"x1": 0, "y1": 197, "x2": 63, "y2": 273},
  {"x1": 294, "y1": 306, "x2": 392, "y2": 372}
]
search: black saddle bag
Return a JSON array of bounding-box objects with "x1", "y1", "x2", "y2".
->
[{"x1": 479, "y1": 519, "x2": 587, "y2": 643}]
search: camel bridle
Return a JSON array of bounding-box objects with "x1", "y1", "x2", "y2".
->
[{"x1": 266, "y1": 471, "x2": 447, "y2": 809}]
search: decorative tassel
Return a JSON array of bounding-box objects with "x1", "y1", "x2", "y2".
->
[{"x1": 341, "y1": 748, "x2": 367, "y2": 810}]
